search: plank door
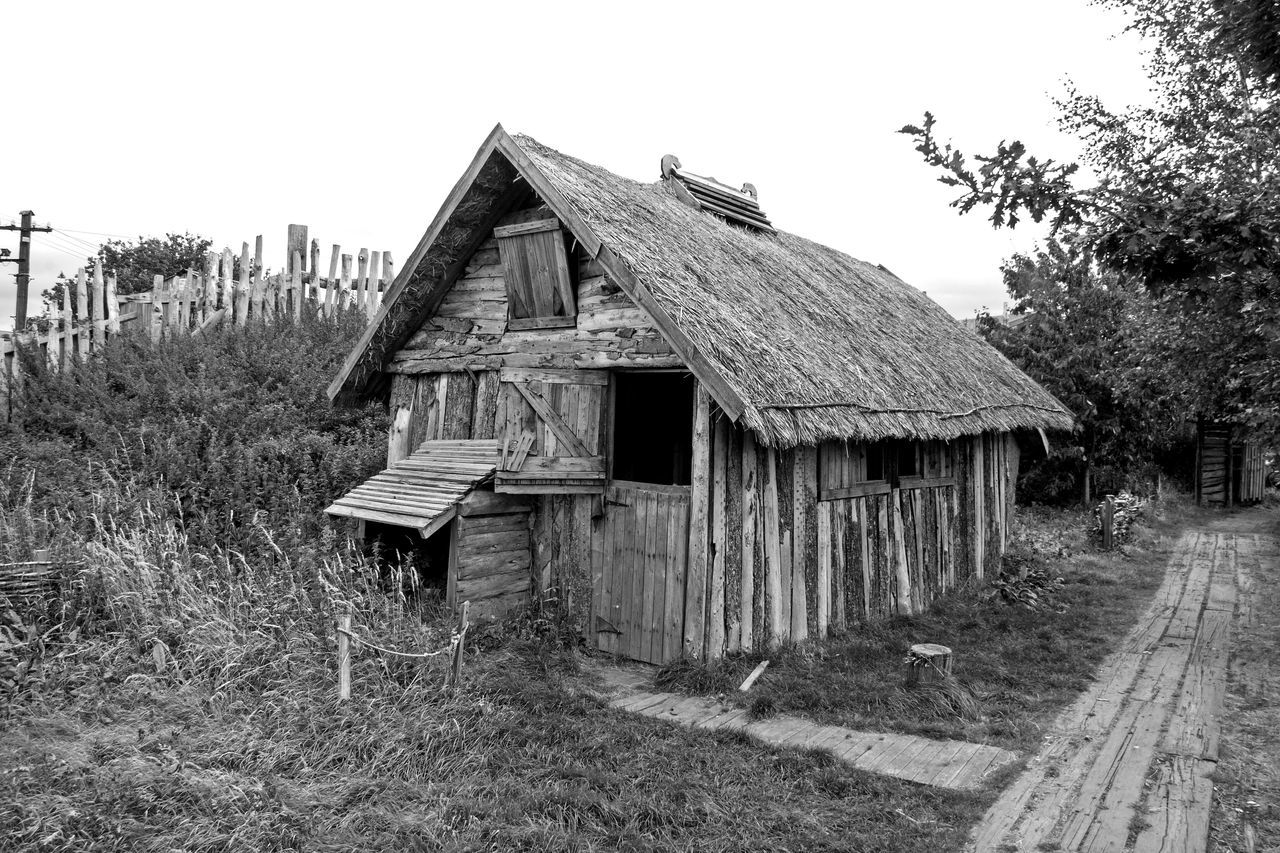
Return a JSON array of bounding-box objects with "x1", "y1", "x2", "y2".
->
[
  {"x1": 495, "y1": 367, "x2": 606, "y2": 493},
  {"x1": 596, "y1": 482, "x2": 690, "y2": 663}
]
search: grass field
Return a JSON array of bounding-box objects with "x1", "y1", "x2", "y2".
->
[
  {"x1": 0, "y1": 500, "x2": 1187, "y2": 852},
  {"x1": 0, "y1": 320, "x2": 1197, "y2": 852},
  {"x1": 652, "y1": 503, "x2": 1181, "y2": 756}
]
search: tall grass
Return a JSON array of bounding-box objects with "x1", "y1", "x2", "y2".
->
[{"x1": 0, "y1": 312, "x2": 461, "y2": 706}]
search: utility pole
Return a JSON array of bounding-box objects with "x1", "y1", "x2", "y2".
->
[{"x1": 0, "y1": 211, "x2": 54, "y2": 332}]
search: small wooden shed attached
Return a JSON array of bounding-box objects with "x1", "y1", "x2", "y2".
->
[
  {"x1": 325, "y1": 125, "x2": 1074, "y2": 661},
  {"x1": 1194, "y1": 418, "x2": 1266, "y2": 506}
]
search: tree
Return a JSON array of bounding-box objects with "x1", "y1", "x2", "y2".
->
[
  {"x1": 42, "y1": 233, "x2": 213, "y2": 315},
  {"x1": 976, "y1": 241, "x2": 1186, "y2": 502},
  {"x1": 900, "y1": 0, "x2": 1280, "y2": 438}
]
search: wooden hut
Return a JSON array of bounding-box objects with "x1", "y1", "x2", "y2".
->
[
  {"x1": 1195, "y1": 418, "x2": 1266, "y2": 506},
  {"x1": 325, "y1": 126, "x2": 1074, "y2": 662}
]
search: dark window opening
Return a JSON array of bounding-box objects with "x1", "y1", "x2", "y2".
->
[
  {"x1": 896, "y1": 441, "x2": 920, "y2": 478},
  {"x1": 611, "y1": 372, "x2": 695, "y2": 485},
  {"x1": 860, "y1": 440, "x2": 917, "y2": 483},
  {"x1": 364, "y1": 519, "x2": 451, "y2": 603},
  {"x1": 865, "y1": 443, "x2": 885, "y2": 481}
]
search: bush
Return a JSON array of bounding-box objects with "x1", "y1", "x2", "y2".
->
[
  {"x1": 0, "y1": 311, "x2": 405, "y2": 712},
  {"x1": 1, "y1": 310, "x2": 386, "y2": 564}
]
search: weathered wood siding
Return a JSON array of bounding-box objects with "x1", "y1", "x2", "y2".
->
[
  {"x1": 388, "y1": 238, "x2": 681, "y2": 375},
  {"x1": 376, "y1": 230, "x2": 1024, "y2": 657},
  {"x1": 689, "y1": 426, "x2": 1019, "y2": 659},
  {"x1": 1197, "y1": 421, "x2": 1266, "y2": 506},
  {"x1": 1238, "y1": 441, "x2": 1265, "y2": 504},
  {"x1": 450, "y1": 491, "x2": 532, "y2": 621}
]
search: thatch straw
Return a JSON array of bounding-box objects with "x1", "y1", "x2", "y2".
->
[
  {"x1": 339, "y1": 129, "x2": 1074, "y2": 446},
  {"x1": 514, "y1": 135, "x2": 1072, "y2": 446}
]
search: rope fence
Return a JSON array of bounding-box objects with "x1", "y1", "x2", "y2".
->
[{"x1": 335, "y1": 600, "x2": 471, "y2": 700}]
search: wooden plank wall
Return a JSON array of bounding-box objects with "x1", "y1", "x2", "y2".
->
[
  {"x1": 1197, "y1": 424, "x2": 1231, "y2": 505},
  {"x1": 1237, "y1": 440, "x2": 1265, "y2": 504},
  {"x1": 692, "y1": 425, "x2": 1018, "y2": 658},
  {"x1": 389, "y1": 237, "x2": 683, "y2": 374},
  {"x1": 452, "y1": 493, "x2": 532, "y2": 621}
]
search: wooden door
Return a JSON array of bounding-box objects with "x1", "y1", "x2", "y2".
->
[{"x1": 595, "y1": 482, "x2": 690, "y2": 663}]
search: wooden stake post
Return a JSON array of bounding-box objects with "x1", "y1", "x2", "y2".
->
[
  {"x1": 337, "y1": 613, "x2": 352, "y2": 701},
  {"x1": 449, "y1": 600, "x2": 471, "y2": 687},
  {"x1": 1101, "y1": 495, "x2": 1115, "y2": 550}
]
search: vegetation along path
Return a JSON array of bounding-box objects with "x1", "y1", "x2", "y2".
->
[{"x1": 971, "y1": 520, "x2": 1272, "y2": 851}]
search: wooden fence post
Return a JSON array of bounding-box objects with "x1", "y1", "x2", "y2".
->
[
  {"x1": 75, "y1": 269, "x2": 89, "y2": 357},
  {"x1": 236, "y1": 243, "x2": 251, "y2": 327},
  {"x1": 366, "y1": 251, "x2": 381, "y2": 320},
  {"x1": 287, "y1": 225, "x2": 308, "y2": 278},
  {"x1": 449, "y1": 601, "x2": 470, "y2": 687},
  {"x1": 340, "y1": 254, "x2": 353, "y2": 309},
  {"x1": 60, "y1": 285, "x2": 73, "y2": 370},
  {"x1": 151, "y1": 274, "x2": 164, "y2": 342},
  {"x1": 90, "y1": 262, "x2": 105, "y2": 352},
  {"x1": 1101, "y1": 495, "x2": 1115, "y2": 550},
  {"x1": 325, "y1": 244, "x2": 340, "y2": 316},
  {"x1": 355, "y1": 249, "x2": 369, "y2": 310},
  {"x1": 337, "y1": 613, "x2": 352, "y2": 701},
  {"x1": 291, "y1": 252, "x2": 304, "y2": 320}
]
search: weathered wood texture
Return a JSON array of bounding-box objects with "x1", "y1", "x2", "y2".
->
[
  {"x1": 694, "y1": 426, "x2": 1017, "y2": 655},
  {"x1": 452, "y1": 491, "x2": 532, "y2": 621},
  {"x1": 971, "y1": 530, "x2": 1248, "y2": 852},
  {"x1": 603, "y1": 679, "x2": 1017, "y2": 791},
  {"x1": 495, "y1": 369, "x2": 606, "y2": 491},
  {"x1": 390, "y1": 237, "x2": 679, "y2": 374},
  {"x1": 595, "y1": 483, "x2": 691, "y2": 664},
  {"x1": 1196, "y1": 420, "x2": 1266, "y2": 506}
]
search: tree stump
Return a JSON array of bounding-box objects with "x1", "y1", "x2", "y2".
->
[{"x1": 905, "y1": 643, "x2": 953, "y2": 686}]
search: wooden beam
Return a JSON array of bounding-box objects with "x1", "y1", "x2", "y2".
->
[
  {"x1": 762, "y1": 446, "x2": 782, "y2": 648},
  {"x1": 741, "y1": 431, "x2": 758, "y2": 651},
  {"x1": 684, "y1": 383, "x2": 711, "y2": 658},
  {"x1": 708, "y1": 414, "x2": 729, "y2": 658},
  {"x1": 788, "y1": 445, "x2": 808, "y2": 637},
  {"x1": 420, "y1": 504, "x2": 458, "y2": 540}
]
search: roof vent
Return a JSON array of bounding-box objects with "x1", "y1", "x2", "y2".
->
[{"x1": 661, "y1": 155, "x2": 775, "y2": 233}]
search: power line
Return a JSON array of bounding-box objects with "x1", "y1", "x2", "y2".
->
[
  {"x1": 51, "y1": 229, "x2": 100, "y2": 252},
  {"x1": 58, "y1": 225, "x2": 132, "y2": 240}
]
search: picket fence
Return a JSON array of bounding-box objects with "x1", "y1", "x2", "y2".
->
[{"x1": 1, "y1": 225, "x2": 393, "y2": 409}]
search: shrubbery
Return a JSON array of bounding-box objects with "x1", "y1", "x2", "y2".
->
[
  {"x1": 2, "y1": 310, "x2": 386, "y2": 564},
  {"x1": 0, "y1": 311, "x2": 408, "y2": 712}
]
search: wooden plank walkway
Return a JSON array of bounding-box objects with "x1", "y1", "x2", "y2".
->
[
  {"x1": 970, "y1": 531, "x2": 1253, "y2": 852},
  {"x1": 604, "y1": 683, "x2": 1018, "y2": 791}
]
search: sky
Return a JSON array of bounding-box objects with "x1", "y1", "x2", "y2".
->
[{"x1": 0, "y1": 0, "x2": 1154, "y2": 330}]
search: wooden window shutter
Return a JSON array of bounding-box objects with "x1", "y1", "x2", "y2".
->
[
  {"x1": 494, "y1": 216, "x2": 576, "y2": 330},
  {"x1": 495, "y1": 368, "x2": 606, "y2": 493}
]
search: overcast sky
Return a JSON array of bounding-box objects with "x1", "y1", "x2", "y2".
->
[{"x1": 1, "y1": 1, "x2": 1153, "y2": 330}]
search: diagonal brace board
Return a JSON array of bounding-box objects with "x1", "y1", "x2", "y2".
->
[{"x1": 512, "y1": 382, "x2": 592, "y2": 457}]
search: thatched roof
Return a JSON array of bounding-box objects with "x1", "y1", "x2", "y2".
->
[{"x1": 330, "y1": 125, "x2": 1073, "y2": 446}]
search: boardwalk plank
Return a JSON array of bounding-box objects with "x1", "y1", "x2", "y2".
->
[{"x1": 969, "y1": 528, "x2": 1251, "y2": 852}]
